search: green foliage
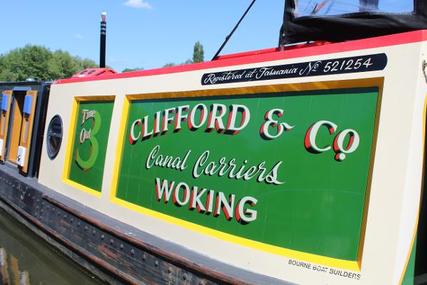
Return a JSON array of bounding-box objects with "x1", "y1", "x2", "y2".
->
[
  {"x1": 0, "y1": 45, "x2": 97, "y2": 81},
  {"x1": 192, "y1": 41, "x2": 204, "y2": 63},
  {"x1": 122, "y1": 67, "x2": 144, "y2": 73},
  {"x1": 162, "y1": 63, "x2": 176, "y2": 68},
  {"x1": 157, "y1": 41, "x2": 204, "y2": 68}
]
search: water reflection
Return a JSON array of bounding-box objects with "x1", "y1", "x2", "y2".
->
[{"x1": 0, "y1": 208, "x2": 104, "y2": 285}]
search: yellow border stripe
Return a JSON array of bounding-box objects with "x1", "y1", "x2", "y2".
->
[
  {"x1": 110, "y1": 97, "x2": 130, "y2": 201},
  {"x1": 63, "y1": 179, "x2": 102, "y2": 197},
  {"x1": 110, "y1": 79, "x2": 384, "y2": 271},
  {"x1": 112, "y1": 195, "x2": 358, "y2": 270},
  {"x1": 62, "y1": 98, "x2": 78, "y2": 182}
]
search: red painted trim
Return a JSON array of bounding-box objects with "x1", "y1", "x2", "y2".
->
[{"x1": 55, "y1": 30, "x2": 427, "y2": 85}]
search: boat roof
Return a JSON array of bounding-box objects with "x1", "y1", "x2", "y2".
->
[{"x1": 55, "y1": 29, "x2": 427, "y2": 85}]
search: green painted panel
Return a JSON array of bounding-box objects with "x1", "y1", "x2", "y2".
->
[
  {"x1": 69, "y1": 100, "x2": 114, "y2": 191},
  {"x1": 402, "y1": 241, "x2": 416, "y2": 285},
  {"x1": 116, "y1": 88, "x2": 379, "y2": 261}
]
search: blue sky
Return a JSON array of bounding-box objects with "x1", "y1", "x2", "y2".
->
[{"x1": 0, "y1": 0, "x2": 284, "y2": 72}]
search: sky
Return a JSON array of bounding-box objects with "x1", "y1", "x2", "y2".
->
[{"x1": 0, "y1": 0, "x2": 284, "y2": 72}]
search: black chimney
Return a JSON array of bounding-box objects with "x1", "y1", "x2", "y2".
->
[{"x1": 99, "y1": 12, "x2": 107, "y2": 68}]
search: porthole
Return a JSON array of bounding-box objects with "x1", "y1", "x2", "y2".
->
[{"x1": 46, "y1": 115, "x2": 63, "y2": 159}]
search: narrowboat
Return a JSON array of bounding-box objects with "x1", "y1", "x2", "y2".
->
[{"x1": 1, "y1": 0, "x2": 427, "y2": 284}]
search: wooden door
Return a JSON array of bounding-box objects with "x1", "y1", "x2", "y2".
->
[
  {"x1": 17, "y1": 90, "x2": 38, "y2": 174},
  {"x1": 7, "y1": 92, "x2": 25, "y2": 165},
  {"x1": 0, "y1": 91, "x2": 12, "y2": 162}
]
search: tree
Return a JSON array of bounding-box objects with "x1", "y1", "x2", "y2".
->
[
  {"x1": 0, "y1": 45, "x2": 51, "y2": 81},
  {"x1": 122, "y1": 67, "x2": 144, "y2": 73},
  {"x1": 163, "y1": 63, "x2": 176, "y2": 68},
  {"x1": 162, "y1": 41, "x2": 204, "y2": 67},
  {"x1": 0, "y1": 45, "x2": 97, "y2": 81},
  {"x1": 48, "y1": 50, "x2": 79, "y2": 80},
  {"x1": 192, "y1": 41, "x2": 204, "y2": 63}
]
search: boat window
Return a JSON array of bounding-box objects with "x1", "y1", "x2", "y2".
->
[
  {"x1": 281, "y1": 0, "x2": 426, "y2": 44},
  {"x1": 46, "y1": 115, "x2": 62, "y2": 160},
  {"x1": 295, "y1": 0, "x2": 414, "y2": 17}
]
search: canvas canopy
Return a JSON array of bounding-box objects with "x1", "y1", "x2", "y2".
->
[{"x1": 280, "y1": 0, "x2": 427, "y2": 44}]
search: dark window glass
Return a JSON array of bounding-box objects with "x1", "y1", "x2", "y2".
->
[
  {"x1": 295, "y1": 0, "x2": 413, "y2": 17},
  {"x1": 46, "y1": 115, "x2": 62, "y2": 159}
]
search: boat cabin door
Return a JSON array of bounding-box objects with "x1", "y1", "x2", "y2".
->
[
  {"x1": 4, "y1": 90, "x2": 38, "y2": 174},
  {"x1": 0, "y1": 91, "x2": 13, "y2": 162}
]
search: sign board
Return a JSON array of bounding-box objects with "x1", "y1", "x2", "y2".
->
[
  {"x1": 111, "y1": 84, "x2": 380, "y2": 269},
  {"x1": 65, "y1": 98, "x2": 114, "y2": 193}
]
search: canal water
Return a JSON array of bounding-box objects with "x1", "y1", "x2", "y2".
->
[{"x1": 0, "y1": 208, "x2": 105, "y2": 285}]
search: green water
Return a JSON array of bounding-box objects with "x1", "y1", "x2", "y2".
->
[{"x1": 0, "y1": 208, "x2": 105, "y2": 285}]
